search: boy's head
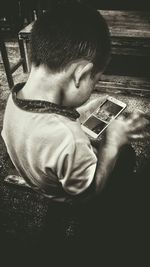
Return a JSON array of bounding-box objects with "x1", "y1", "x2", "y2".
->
[
  {"x1": 30, "y1": 2, "x2": 111, "y2": 107},
  {"x1": 31, "y1": 2, "x2": 110, "y2": 75}
]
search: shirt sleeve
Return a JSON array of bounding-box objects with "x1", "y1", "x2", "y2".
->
[{"x1": 57, "y1": 141, "x2": 97, "y2": 195}]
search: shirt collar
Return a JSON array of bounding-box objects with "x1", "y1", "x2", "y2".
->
[{"x1": 12, "y1": 83, "x2": 80, "y2": 121}]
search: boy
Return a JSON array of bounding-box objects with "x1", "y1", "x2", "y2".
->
[{"x1": 1, "y1": 2, "x2": 148, "y2": 203}]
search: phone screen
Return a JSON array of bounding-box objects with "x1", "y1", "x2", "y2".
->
[{"x1": 83, "y1": 99, "x2": 124, "y2": 135}]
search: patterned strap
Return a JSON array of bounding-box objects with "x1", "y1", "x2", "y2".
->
[{"x1": 12, "y1": 83, "x2": 80, "y2": 121}]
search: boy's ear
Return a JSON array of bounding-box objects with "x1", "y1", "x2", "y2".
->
[{"x1": 74, "y1": 62, "x2": 93, "y2": 88}]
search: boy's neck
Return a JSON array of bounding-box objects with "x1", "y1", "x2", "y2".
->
[{"x1": 19, "y1": 65, "x2": 68, "y2": 105}]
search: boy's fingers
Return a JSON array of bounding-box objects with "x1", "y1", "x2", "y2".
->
[
  {"x1": 127, "y1": 116, "x2": 149, "y2": 131},
  {"x1": 127, "y1": 110, "x2": 149, "y2": 124},
  {"x1": 129, "y1": 132, "x2": 150, "y2": 140},
  {"x1": 131, "y1": 109, "x2": 145, "y2": 117},
  {"x1": 116, "y1": 115, "x2": 125, "y2": 122},
  {"x1": 127, "y1": 110, "x2": 142, "y2": 121},
  {"x1": 128, "y1": 118, "x2": 149, "y2": 133}
]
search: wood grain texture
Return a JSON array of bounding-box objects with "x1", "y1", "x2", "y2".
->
[
  {"x1": 19, "y1": 11, "x2": 150, "y2": 56},
  {"x1": 100, "y1": 10, "x2": 150, "y2": 38},
  {"x1": 95, "y1": 75, "x2": 150, "y2": 97}
]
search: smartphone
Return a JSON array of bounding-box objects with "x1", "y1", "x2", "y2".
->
[{"x1": 81, "y1": 96, "x2": 127, "y2": 139}]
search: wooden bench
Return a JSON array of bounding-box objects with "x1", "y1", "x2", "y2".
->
[
  {"x1": 100, "y1": 10, "x2": 150, "y2": 57},
  {"x1": 18, "y1": 22, "x2": 34, "y2": 72},
  {"x1": 0, "y1": 34, "x2": 28, "y2": 89}
]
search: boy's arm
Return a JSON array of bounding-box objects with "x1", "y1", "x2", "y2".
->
[
  {"x1": 94, "y1": 111, "x2": 149, "y2": 194},
  {"x1": 94, "y1": 135, "x2": 119, "y2": 193}
]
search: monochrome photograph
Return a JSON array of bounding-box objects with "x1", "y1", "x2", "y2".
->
[{"x1": 0, "y1": 0, "x2": 150, "y2": 265}]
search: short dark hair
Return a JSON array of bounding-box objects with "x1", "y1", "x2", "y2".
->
[{"x1": 30, "y1": 2, "x2": 111, "y2": 74}]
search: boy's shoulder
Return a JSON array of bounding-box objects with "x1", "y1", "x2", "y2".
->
[
  {"x1": 4, "y1": 84, "x2": 90, "y2": 147},
  {"x1": 43, "y1": 114, "x2": 89, "y2": 145}
]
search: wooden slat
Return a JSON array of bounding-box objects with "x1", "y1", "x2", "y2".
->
[
  {"x1": 111, "y1": 37, "x2": 150, "y2": 56},
  {"x1": 10, "y1": 58, "x2": 24, "y2": 74},
  {"x1": 95, "y1": 75, "x2": 150, "y2": 97},
  {"x1": 100, "y1": 10, "x2": 150, "y2": 38},
  {"x1": 18, "y1": 22, "x2": 34, "y2": 40},
  {"x1": 100, "y1": 10, "x2": 150, "y2": 56}
]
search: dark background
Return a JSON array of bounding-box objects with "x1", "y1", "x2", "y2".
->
[
  {"x1": 1, "y1": 0, "x2": 150, "y2": 27},
  {"x1": 1, "y1": 0, "x2": 150, "y2": 44}
]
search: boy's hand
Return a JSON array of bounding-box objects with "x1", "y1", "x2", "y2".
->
[
  {"x1": 77, "y1": 95, "x2": 108, "y2": 123},
  {"x1": 106, "y1": 110, "x2": 150, "y2": 149}
]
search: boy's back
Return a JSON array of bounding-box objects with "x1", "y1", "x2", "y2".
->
[{"x1": 2, "y1": 83, "x2": 97, "y2": 200}]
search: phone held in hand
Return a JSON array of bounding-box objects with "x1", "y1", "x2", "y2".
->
[{"x1": 81, "y1": 96, "x2": 127, "y2": 139}]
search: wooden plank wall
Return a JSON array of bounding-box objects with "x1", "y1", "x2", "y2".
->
[{"x1": 95, "y1": 10, "x2": 150, "y2": 97}]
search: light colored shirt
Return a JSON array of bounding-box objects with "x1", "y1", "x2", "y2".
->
[{"x1": 2, "y1": 94, "x2": 97, "y2": 200}]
